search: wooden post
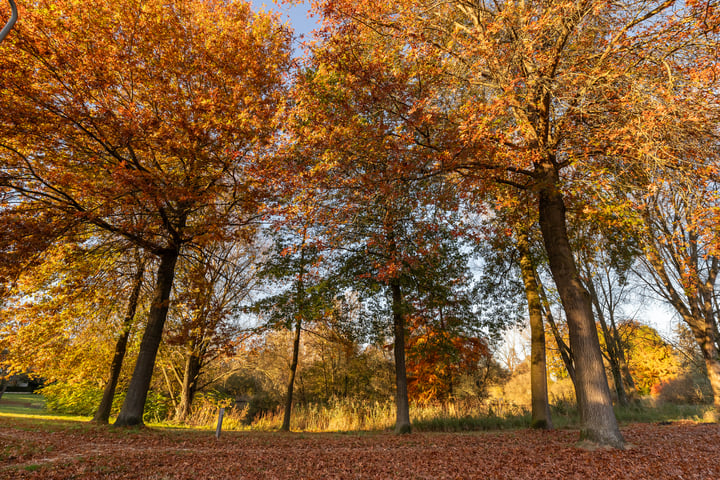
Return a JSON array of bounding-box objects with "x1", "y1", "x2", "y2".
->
[{"x1": 215, "y1": 407, "x2": 225, "y2": 440}]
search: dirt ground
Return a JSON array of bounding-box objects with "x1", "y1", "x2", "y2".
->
[{"x1": 1, "y1": 418, "x2": 720, "y2": 479}]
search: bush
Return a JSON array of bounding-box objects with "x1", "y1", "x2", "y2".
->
[
  {"x1": 142, "y1": 390, "x2": 173, "y2": 423},
  {"x1": 652, "y1": 374, "x2": 712, "y2": 405},
  {"x1": 40, "y1": 382, "x2": 102, "y2": 416}
]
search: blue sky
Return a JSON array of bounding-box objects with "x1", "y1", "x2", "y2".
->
[{"x1": 250, "y1": 1, "x2": 319, "y2": 48}]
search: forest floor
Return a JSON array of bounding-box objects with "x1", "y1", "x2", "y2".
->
[{"x1": 1, "y1": 414, "x2": 720, "y2": 479}]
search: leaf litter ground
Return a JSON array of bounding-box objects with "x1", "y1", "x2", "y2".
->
[{"x1": 1, "y1": 418, "x2": 719, "y2": 479}]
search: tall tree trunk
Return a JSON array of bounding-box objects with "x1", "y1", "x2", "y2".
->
[
  {"x1": 391, "y1": 279, "x2": 411, "y2": 434},
  {"x1": 174, "y1": 347, "x2": 203, "y2": 422},
  {"x1": 643, "y1": 235, "x2": 719, "y2": 419},
  {"x1": 281, "y1": 233, "x2": 308, "y2": 432},
  {"x1": 281, "y1": 313, "x2": 303, "y2": 431},
  {"x1": 115, "y1": 250, "x2": 179, "y2": 427},
  {"x1": 537, "y1": 166, "x2": 623, "y2": 448},
  {"x1": 93, "y1": 257, "x2": 146, "y2": 423},
  {"x1": 517, "y1": 232, "x2": 553, "y2": 429}
]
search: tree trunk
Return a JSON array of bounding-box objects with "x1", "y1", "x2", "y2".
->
[
  {"x1": 281, "y1": 313, "x2": 303, "y2": 431},
  {"x1": 174, "y1": 349, "x2": 203, "y2": 422},
  {"x1": 93, "y1": 257, "x2": 146, "y2": 423},
  {"x1": 391, "y1": 280, "x2": 411, "y2": 434},
  {"x1": 281, "y1": 237, "x2": 308, "y2": 432},
  {"x1": 517, "y1": 232, "x2": 553, "y2": 429},
  {"x1": 537, "y1": 166, "x2": 624, "y2": 448},
  {"x1": 692, "y1": 325, "x2": 720, "y2": 421},
  {"x1": 114, "y1": 250, "x2": 179, "y2": 427}
]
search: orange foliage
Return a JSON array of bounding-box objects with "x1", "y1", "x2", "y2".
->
[{"x1": 406, "y1": 317, "x2": 490, "y2": 404}]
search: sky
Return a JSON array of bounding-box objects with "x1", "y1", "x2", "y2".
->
[{"x1": 250, "y1": 1, "x2": 319, "y2": 52}]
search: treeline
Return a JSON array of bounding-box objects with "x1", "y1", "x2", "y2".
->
[{"x1": 0, "y1": 0, "x2": 718, "y2": 449}]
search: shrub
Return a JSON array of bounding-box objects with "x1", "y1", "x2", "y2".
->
[
  {"x1": 40, "y1": 381, "x2": 101, "y2": 416},
  {"x1": 142, "y1": 390, "x2": 173, "y2": 423},
  {"x1": 652, "y1": 374, "x2": 712, "y2": 405}
]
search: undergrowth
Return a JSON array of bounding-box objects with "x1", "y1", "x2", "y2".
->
[{"x1": 3, "y1": 392, "x2": 712, "y2": 434}]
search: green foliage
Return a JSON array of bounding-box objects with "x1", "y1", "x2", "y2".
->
[
  {"x1": 613, "y1": 401, "x2": 712, "y2": 424},
  {"x1": 142, "y1": 391, "x2": 173, "y2": 424},
  {"x1": 40, "y1": 381, "x2": 174, "y2": 422},
  {"x1": 40, "y1": 382, "x2": 102, "y2": 416}
]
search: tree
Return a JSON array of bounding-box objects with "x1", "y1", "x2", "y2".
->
[
  {"x1": 481, "y1": 193, "x2": 554, "y2": 429},
  {"x1": 251, "y1": 226, "x2": 336, "y2": 431},
  {"x1": 516, "y1": 229, "x2": 553, "y2": 428},
  {"x1": 572, "y1": 220, "x2": 640, "y2": 406},
  {"x1": 0, "y1": 0, "x2": 291, "y2": 426},
  {"x1": 619, "y1": 320, "x2": 679, "y2": 396},
  {"x1": 288, "y1": 13, "x2": 467, "y2": 433}
]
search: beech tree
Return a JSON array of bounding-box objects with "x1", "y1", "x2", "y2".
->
[{"x1": 0, "y1": 0, "x2": 291, "y2": 426}]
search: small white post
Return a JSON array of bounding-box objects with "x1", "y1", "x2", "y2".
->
[{"x1": 215, "y1": 407, "x2": 225, "y2": 440}]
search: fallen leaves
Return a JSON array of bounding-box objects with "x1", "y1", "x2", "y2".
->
[{"x1": 1, "y1": 419, "x2": 720, "y2": 479}]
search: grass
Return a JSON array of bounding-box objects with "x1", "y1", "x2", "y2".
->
[
  {"x1": 613, "y1": 399, "x2": 712, "y2": 424},
  {"x1": 0, "y1": 391, "x2": 94, "y2": 424},
  {"x1": 201, "y1": 397, "x2": 713, "y2": 433},
  {"x1": 0, "y1": 392, "x2": 49, "y2": 416},
  {"x1": 1, "y1": 392, "x2": 714, "y2": 434}
]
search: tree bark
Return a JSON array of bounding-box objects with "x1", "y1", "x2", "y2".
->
[
  {"x1": 93, "y1": 257, "x2": 146, "y2": 423},
  {"x1": 281, "y1": 313, "x2": 303, "y2": 431},
  {"x1": 691, "y1": 323, "x2": 720, "y2": 421},
  {"x1": 281, "y1": 234, "x2": 308, "y2": 432},
  {"x1": 174, "y1": 348, "x2": 203, "y2": 422},
  {"x1": 537, "y1": 166, "x2": 624, "y2": 448},
  {"x1": 114, "y1": 250, "x2": 179, "y2": 427},
  {"x1": 517, "y1": 232, "x2": 553, "y2": 429},
  {"x1": 391, "y1": 279, "x2": 411, "y2": 434}
]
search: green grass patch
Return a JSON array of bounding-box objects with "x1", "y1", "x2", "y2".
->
[
  {"x1": 0, "y1": 392, "x2": 47, "y2": 414},
  {"x1": 412, "y1": 412, "x2": 532, "y2": 432},
  {"x1": 613, "y1": 400, "x2": 712, "y2": 424}
]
